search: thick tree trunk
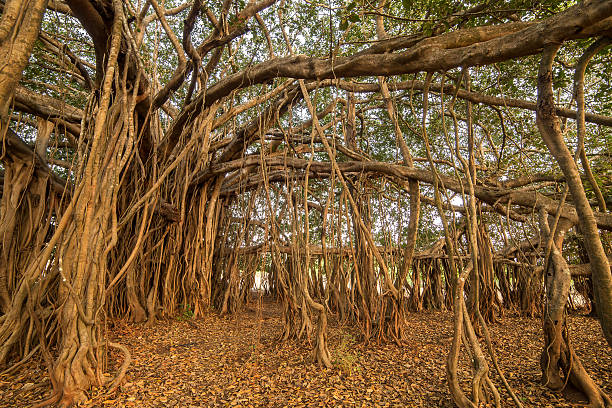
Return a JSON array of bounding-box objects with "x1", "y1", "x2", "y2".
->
[
  {"x1": 0, "y1": 0, "x2": 50, "y2": 314},
  {"x1": 48, "y1": 4, "x2": 133, "y2": 404},
  {"x1": 538, "y1": 209, "x2": 611, "y2": 407},
  {"x1": 537, "y1": 45, "x2": 612, "y2": 349}
]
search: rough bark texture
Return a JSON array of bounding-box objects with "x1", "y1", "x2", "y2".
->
[{"x1": 537, "y1": 45, "x2": 612, "y2": 349}]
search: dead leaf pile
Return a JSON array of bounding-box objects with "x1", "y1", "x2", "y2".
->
[{"x1": 1, "y1": 300, "x2": 610, "y2": 407}]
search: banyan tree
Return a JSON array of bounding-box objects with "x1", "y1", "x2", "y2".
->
[{"x1": 0, "y1": 0, "x2": 611, "y2": 406}]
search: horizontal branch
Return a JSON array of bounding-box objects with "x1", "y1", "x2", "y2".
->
[
  {"x1": 333, "y1": 79, "x2": 612, "y2": 127},
  {"x1": 170, "y1": 0, "x2": 612, "y2": 140},
  {"x1": 569, "y1": 255, "x2": 612, "y2": 277},
  {"x1": 1, "y1": 128, "x2": 69, "y2": 194},
  {"x1": 236, "y1": 243, "x2": 401, "y2": 255},
  {"x1": 196, "y1": 155, "x2": 612, "y2": 230},
  {"x1": 13, "y1": 86, "x2": 82, "y2": 137}
]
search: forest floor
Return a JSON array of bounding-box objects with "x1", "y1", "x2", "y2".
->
[{"x1": 1, "y1": 299, "x2": 610, "y2": 407}]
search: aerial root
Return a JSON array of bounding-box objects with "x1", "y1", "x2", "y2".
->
[{"x1": 106, "y1": 341, "x2": 132, "y2": 394}]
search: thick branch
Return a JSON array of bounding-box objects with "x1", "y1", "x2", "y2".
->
[{"x1": 194, "y1": 155, "x2": 612, "y2": 230}]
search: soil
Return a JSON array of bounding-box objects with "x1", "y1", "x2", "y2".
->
[{"x1": 1, "y1": 299, "x2": 610, "y2": 407}]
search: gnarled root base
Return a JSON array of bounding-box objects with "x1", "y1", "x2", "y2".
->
[{"x1": 541, "y1": 322, "x2": 611, "y2": 408}]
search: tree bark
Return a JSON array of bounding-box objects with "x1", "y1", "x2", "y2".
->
[
  {"x1": 538, "y1": 209, "x2": 611, "y2": 407},
  {"x1": 536, "y1": 45, "x2": 612, "y2": 349},
  {"x1": 0, "y1": 0, "x2": 49, "y2": 122}
]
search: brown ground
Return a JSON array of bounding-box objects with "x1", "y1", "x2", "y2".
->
[{"x1": 1, "y1": 300, "x2": 610, "y2": 407}]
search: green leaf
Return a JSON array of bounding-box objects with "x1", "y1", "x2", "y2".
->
[{"x1": 340, "y1": 18, "x2": 349, "y2": 31}]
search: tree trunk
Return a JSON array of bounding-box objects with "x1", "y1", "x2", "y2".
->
[
  {"x1": 538, "y1": 209, "x2": 611, "y2": 407},
  {"x1": 0, "y1": 0, "x2": 49, "y2": 121},
  {"x1": 537, "y1": 44, "x2": 612, "y2": 349}
]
